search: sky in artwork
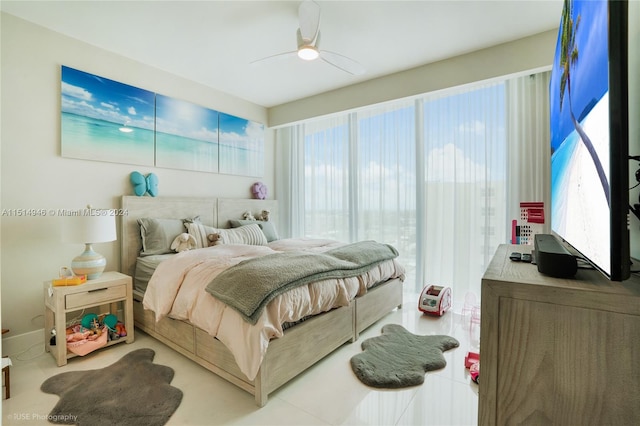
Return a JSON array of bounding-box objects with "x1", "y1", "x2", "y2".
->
[
  {"x1": 61, "y1": 66, "x2": 155, "y2": 130},
  {"x1": 219, "y1": 112, "x2": 264, "y2": 148},
  {"x1": 155, "y1": 94, "x2": 218, "y2": 143}
]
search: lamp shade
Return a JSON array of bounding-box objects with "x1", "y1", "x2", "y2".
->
[
  {"x1": 63, "y1": 212, "x2": 117, "y2": 244},
  {"x1": 62, "y1": 209, "x2": 116, "y2": 279}
]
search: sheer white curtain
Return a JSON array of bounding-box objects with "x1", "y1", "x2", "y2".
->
[
  {"x1": 275, "y1": 125, "x2": 305, "y2": 238},
  {"x1": 275, "y1": 72, "x2": 550, "y2": 305},
  {"x1": 301, "y1": 115, "x2": 352, "y2": 240},
  {"x1": 419, "y1": 82, "x2": 507, "y2": 304},
  {"x1": 356, "y1": 101, "x2": 417, "y2": 286},
  {"x1": 506, "y1": 71, "x2": 552, "y2": 233},
  {"x1": 277, "y1": 104, "x2": 418, "y2": 285}
]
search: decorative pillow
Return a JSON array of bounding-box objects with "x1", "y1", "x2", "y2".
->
[
  {"x1": 224, "y1": 224, "x2": 268, "y2": 246},
  {"x1": 228, "y1": 219, "x2": 280, "y2": 242},
  {"x1": 185, "y1": 222, "x2": 218, "y2": 249},
  {"x1": 186, "y1": 222, "x2": 267, "y2": 248},
  {"x1": 137, "y1": 218, "x2": 187, "y2": 256}
]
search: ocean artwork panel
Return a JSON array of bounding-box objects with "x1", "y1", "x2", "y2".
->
[
  {"x1": 155, "y1": 94, "x2": 219, "y2": 173},
  {"x1": 61, "y1": 65, "x2": 262, "y2": 176},
  {"x1": 218, "y1": 113, "x2": 265, "y2": 177},
  {"x1": 61, "y1": 66, "x2": 155, "y2": 166}
]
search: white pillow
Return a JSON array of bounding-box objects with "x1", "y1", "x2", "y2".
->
[
  {"x1": 186, "y1": 223, "x2": 267, "y2": 248},
  {"x1": 185, "y1": 222, "x2": 217, "y2": 248}
]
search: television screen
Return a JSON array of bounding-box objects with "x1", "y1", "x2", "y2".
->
[{"x1": 549, "y1": 0, "x2": 629, "y2": 280}]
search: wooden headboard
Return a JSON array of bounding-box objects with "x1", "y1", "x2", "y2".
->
[{"x1": 120, "y1": 196, "x2": 278, "y2": 277}]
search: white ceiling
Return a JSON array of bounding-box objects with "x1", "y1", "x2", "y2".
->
[{"x1": 1, "y1": 0, "x2": 563, "y2": 108}]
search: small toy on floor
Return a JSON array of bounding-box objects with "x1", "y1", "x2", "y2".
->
[
  {"x1": 464, "y1": 351, "x2": 480, "y2": 368},
  {"x1": 465, "y1": 351, "x2": 480, "y2": 384},
  {"x1": 418, "y1": 285, "x2": 452, "y2": 316},
  {"x1": 469, "y1": 361, "x2": 480, "y2": 384}
]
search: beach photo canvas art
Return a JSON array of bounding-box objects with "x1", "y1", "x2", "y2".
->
[
  {"x1": 155, "y1": 94, "x2": 219, "y2": 173},
  {"x1": 218, "y1": 113, "x2": 265, "y2": 177},
  {"x1": 61, "y1": 66, "x2": 155, "y2": 166}
]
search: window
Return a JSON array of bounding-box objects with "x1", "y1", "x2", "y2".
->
[{"x1": 278, "y1": 72, "x2": 550, "y2": 307}]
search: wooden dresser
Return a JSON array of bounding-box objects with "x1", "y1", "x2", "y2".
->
[{"x1": 479, "y1": 244, "x2": 640, "y2": 425}]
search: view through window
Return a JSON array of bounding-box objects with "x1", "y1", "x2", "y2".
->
[{"x1": 302, "y1": 82, "x2": 508, "y2": 306}]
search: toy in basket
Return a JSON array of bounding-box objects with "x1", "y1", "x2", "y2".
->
[{"x1": 418, "y1": 285, "x2": 452, "y2": 316}]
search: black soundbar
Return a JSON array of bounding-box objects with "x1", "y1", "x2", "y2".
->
[{"x1": 534, "y1": 234, "x2": 577, "y2": 278}]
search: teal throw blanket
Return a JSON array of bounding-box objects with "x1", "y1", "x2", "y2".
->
[{"x1": 205, "y1": 241, "x2": 399, "y2": 325}]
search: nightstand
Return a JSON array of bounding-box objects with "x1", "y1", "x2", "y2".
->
[{"x1": 43, "y1": 271, "x2": 134, "y2": 366}]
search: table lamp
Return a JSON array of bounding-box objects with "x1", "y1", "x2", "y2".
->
[{"x1": 63, "y1": 207, "x2": 117, "y2": 279}]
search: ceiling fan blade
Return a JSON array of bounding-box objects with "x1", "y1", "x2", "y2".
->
[
  {"x1": 298, "y1": 0, "x2": 320, "y2": 44},
  {"x1": 320, "y1": 50, "x2": 365, "y2": 75},
  {"x1": 250, "y1": 50, "x2": 297, "y2": 66}
]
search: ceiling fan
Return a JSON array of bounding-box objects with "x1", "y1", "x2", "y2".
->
[{"x1": 251, "y1": 0, "x2": 365, "y2": 75}]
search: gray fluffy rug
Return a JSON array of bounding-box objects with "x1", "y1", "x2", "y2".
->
[
  {"x1": 41, "y1": 348, "x2": 182, "y2": 426},
  {"x1": 350, "y1": 324, "x2": 459, "y2": 388}
]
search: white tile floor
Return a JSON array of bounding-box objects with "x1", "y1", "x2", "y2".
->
[{"x1": 1, "y1": 292, "x2": 479, "y2": 425}]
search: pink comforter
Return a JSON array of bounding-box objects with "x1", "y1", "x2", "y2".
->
[{"x1": 143, "y1": 238, "x2": 405, "y2": 380}]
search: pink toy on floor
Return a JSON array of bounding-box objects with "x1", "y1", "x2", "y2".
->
[
  {"x1": 464, "y1": 351, "x2": 479, "y2": 369},
  {"x1": 465, "y1": 351, "x2": 480, "y2": 384}
]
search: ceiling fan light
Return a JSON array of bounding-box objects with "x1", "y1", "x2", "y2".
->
[{"x1": 297, "y1": 46, "x2": 319, "y2": 61}]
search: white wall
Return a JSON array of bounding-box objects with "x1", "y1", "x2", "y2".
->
[{"x1": 0, "y1": 13, "x2": 274, "y2": 348}]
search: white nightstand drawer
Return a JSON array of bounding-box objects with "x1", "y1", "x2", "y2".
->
[{"x1": 65, "y1": 284, "x2": 126, "y2": 309}]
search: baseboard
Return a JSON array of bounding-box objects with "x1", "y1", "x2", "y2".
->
[{"x1": 2, "y1": 328, "x2": 45, "y2": 358}]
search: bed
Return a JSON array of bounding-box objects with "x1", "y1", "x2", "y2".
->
[{"x1": 120, "y1": 195, "x2": 404, "y2": 406}]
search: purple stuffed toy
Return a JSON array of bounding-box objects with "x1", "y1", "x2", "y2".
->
[{"x1": 251, "y1": 182, "x2": 267, "y2": 200}]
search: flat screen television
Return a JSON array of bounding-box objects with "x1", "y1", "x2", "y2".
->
[{"x1": 549, "y1": 0, "x2": 630, "y2": 281}]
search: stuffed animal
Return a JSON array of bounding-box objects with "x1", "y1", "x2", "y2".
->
[
  {"x1": 170, "y1": 233, "x2": 196, "y2": 253},
  {"x1": 251, "y1": 182, "x2": 268, "y2": 200},
  {"x1": 243, "y1": 211, "x2": 256, "y2": 221},
  {"x1": 257, "y1": 209, "x2": 270, "y2": 221},
  {"x1": 207, "y1": 233, "x2": 222, "y2": 246}
]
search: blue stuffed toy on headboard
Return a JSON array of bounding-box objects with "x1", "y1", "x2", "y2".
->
[{"x1": 130, "y1": 171, "x2": 159, "y2": 197}]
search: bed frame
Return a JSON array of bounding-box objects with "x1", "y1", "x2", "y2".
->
[{"x1": 120, "y1": 195, "x2": 403, "y2": 406}]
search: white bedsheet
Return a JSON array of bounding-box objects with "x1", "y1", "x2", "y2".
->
[{"x1": 143, "y1": 238, "x2": 405, "y2": 380}]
